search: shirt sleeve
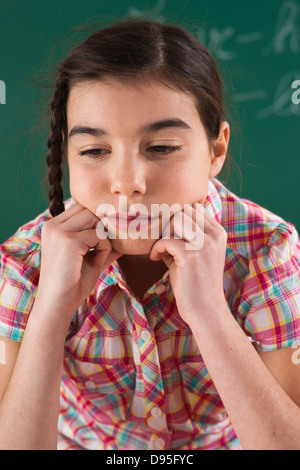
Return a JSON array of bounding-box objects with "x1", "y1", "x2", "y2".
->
[
  {"x1": 0, "y1": 234, "x2": 41, "y2": 342},
  {"x1": 238, "y1": 222, "x2": 300, "y2": 352}
]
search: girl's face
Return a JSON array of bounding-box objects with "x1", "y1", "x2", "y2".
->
[{"x1": 66, "y1": 78, "x2": 229, "y2": 255}]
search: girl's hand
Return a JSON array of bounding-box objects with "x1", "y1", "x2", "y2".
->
[
  {"x1": 35, "y1": 203, "x2": 122, "y2": 324},
  {"x1": 150, "y1": 203, "x2": 228, "y2": 325}
]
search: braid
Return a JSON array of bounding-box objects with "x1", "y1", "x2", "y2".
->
[
  {"x1": 46, "y1": 75, "x2": 68, "y2": 217},
  {"x1": 45, "y1": 74, "x2": 82, "y2": 339},
  {"x1": 46, "y1": 75, "x2": 81, "y2": 338}
]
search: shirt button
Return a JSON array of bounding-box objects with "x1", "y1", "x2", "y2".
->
[
  {"x1": 153, "y1": 437, "x2": 165, "y2": 449},
  {"x1": 151, "y1": 406, "x2": 162, "y2": 417},
  {"x1": 140, "y1": 329, "x2": 151, "y2": 342},
  {"x1": 155, "y1": 285, "x2": 166, "y2": 295},
  {"x1": 85, "y1": 379, "x2": 96, "y2": 389}
]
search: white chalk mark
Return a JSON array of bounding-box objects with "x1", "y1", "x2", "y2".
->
[
  {"x1": 257, "y1": 71, "x2": 300, "y2": 118},
  {"x1": 236, "y1": 32, "x2": 263, "y2": 44},
  {"x1": 262, "y1": 0, "x2": 300, "y2": 55},
  {"x1": 233, "y1": 90, "x2": 267, "y2": 103}
]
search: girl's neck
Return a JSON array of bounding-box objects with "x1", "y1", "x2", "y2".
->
[{"x1": 117, "y1": 254, "x2": 168, "y2": 301}]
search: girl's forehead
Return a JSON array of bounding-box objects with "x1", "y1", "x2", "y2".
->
[
  {"x1": 67, "y1": 79, "x2": 200, "y2": 125},
  {"x1": 68, "y1": 78, "x2": 193, "y2": 104}
]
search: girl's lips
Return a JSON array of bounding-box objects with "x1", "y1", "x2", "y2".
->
[{"x1": 106, "y1": 214, "x2": 159, "y2": 231}]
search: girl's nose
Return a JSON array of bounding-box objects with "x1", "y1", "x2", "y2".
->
[{"x1": 110, "y1": 152, "x2": 147, "y2": 197}]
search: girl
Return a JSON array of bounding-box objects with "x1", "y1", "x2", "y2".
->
[{"x1": 0, "y1": 19, "x2": 300, "y2": 450}]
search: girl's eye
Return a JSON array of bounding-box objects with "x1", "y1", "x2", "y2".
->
[
  {"x1": 147, "y1": 145, "x2": 182, "y2": 155},
  {"x1": 78, "y1": 146, "x2": 182, "y2": 158},
  {"x1": 78, "y1": 148, "x2": 109, "y2": 158}
]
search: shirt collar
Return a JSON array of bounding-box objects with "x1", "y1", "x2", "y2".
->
[
  {"x1": 92, "y1": 177, "x2": 223, "y2": 295},
  {"x1": 203, "y1": 177, "x2": 223, "y2": 224}
]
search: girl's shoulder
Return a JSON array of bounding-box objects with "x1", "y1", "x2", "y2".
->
[
  {"x1": 1, "y1": 197, "x2": 75, "y2": 254},
  {"x1": 213, "y1": 178, "x2": 300, "y2": 259},
  {"x1": 0, "y1": 198, "x2": 72, "y2": 342},
  {"x1": 0, "y1": 197, "x2": 75, "y2": 282}
]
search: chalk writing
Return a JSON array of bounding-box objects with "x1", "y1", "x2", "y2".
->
[
  {"x1": 257, "y1": 71, "x2": 300, "y2": 118},
  {"x1": 127, "y1": 0, "x2": 300, "y2": 118},
  {"x1": 195, "y1": 26, "x2": 235, "y2": 60},
  {"x1": 197, "y1": 0, "x2": 300, "y2": 61},
  {"x1": 127, "y1": 0, "x2": 166, "y2": 22},
  {"x1": 263, "y1": 0, "x2": 300, "y2": 55}
]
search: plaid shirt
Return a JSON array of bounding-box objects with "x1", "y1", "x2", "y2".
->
[{"x1": 1, "y1": 177, "x2": 300, "y2": 450}]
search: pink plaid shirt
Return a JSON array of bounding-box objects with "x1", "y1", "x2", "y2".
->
[{"x1": 1, "y1": 177, "x2": 300, "y2": 450}]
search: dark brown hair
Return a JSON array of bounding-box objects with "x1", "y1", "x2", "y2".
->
[{"x1": 45, "y1": 18, "x2": 232, "y2": 338}]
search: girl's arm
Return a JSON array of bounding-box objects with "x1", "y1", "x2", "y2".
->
[
  {"x1": 0, "y1": 203, "x2": 122, "y2": 450},
  {"x1": 0, "y1": 301, "x2": 71, "y2": 450},
  {"x1": 189, "y1": 301, "x2": 300, "y2": 450},
  {"x1": 151, "y1": 203, "x2": 300, "y2": 450}
]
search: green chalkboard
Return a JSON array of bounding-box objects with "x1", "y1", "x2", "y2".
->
[{"x1": 1, "y1": 0, "x2": 300, "y2": 243}]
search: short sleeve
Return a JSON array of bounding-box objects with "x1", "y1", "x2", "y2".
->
[
  {"x1": 0, "y1": 232, "x2": 42, "y2": 342},
  {"x1": 238, "y1": 222, "x2": 300, "y2": 352}
]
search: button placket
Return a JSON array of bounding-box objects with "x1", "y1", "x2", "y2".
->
[
  {"x1": 148, "y1": 436, "x2": 166, "y2": 450},
  {"x1": 136, "y1": 319, "x2": 168, "y2": 437},
  {"x1": 85, "y1": 378, "x2": 97, "y2": 390},
  {"x1": 151, "y1": 406, "x2": 162, "y2": 417},
  {"x1": 140, "y1": 329, "x2": 152, "y2": 342},
  {"x1": 154, "y1": 284, "x2": 166, "y2": 295},
  {"x1": 146, "y1": 400, "x2": 168, "y2": 432}
]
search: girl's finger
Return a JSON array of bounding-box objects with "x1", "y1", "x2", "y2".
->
[
  {"x1": 70, "y1": 228, "x2": 109, "y2": 252},
  {"x1": 99, "y1": 248, "x2": 123, "y2": 271},
  {"x1": 174, "y1": 207, "x2": 203, "y2": 242},
  {"x1": 150, "y1": 237, "x2": 184, "y2": 262},
  {"x1": 163, "y1": 206, "x2": 205, "y2": 249},
  {"x1": 61, "y1": 208, "x2": 99, "y2": 232},
  {"x1": 196, "y1": 203, "x2": 221, "y2": 230},
  {"x1": 86, "y1": 242, "x2": 122, "y2": 270},
  {"x1": 50, "y1": 201, "x2": 85, "y2": 223}
]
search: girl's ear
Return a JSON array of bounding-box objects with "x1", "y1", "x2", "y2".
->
[{"x1": 209, "y1": 121, "x2": 230, "y2": 179}]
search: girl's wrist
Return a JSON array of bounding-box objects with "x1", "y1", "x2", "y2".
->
[
  {"x1": 29, "y1": 295, "x2": 76, "y2": 339},
  {"x1": 181, "y1": 297, "x2": 231, "y2": 331},
  {"x1": 187, "y1": 302, "x2": 237, "y2": 350}
]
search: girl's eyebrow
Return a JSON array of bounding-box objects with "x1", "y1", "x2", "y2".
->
[
  {"x1": 142, "y1": 119, "x2": 192, "y2": 133},
  {"x1": 68, "y1": 118, "x2": 192, "y2": 140}
]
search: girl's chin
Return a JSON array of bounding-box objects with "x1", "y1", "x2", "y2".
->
[{"x1": 109, "y1": 237, "x2": 158, "y2": 255}]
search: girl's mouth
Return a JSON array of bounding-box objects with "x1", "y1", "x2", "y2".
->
[{"x1": 107, "y1": 213, "x2": 160, "y2": 231}]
